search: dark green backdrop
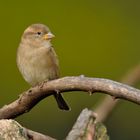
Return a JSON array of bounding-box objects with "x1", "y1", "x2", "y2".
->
[{"x1": 0, "y1": 0, "x2": 140, "y2": 139}]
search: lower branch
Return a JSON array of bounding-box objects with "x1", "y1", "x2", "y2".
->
[
  {"x1": 26, "y1": 128, "x2": 56, "y2": 140},
  {"x1": 0, "y1": 119, "x2": 55, "y2": 140},
  {"x1": 0, "y1": 76, "x2": 140, "y2": 119},
  {"x1": 66, "y1": 108, "x2": 96, "y2": 140},
  {"x1": 66, "y1": 108, "x2": 109, "y2": 140}
]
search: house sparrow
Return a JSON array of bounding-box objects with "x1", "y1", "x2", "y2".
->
[{"x1": 17, "y1": 23, "x2": 69, "y2": 110}]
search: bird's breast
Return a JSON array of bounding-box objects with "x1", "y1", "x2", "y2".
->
[{"x1": 17, "y1": 46, "x2": 59, "y2": 86}]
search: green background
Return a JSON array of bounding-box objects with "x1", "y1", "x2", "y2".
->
[{"x1": 0, "y1": 0, "x2": 140, "y2": 139}]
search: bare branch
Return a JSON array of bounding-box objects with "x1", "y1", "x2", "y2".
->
[
  {"x1": 0, "y1": 119, "x2": 55, "y2": 140},
  {"x1": 95, "y1": 64, "x2": 140, "y2": 122},
  {"x1": 121, "y1": 64, "x2": 140, "y2": 85},
  {"x1": 66, "y1": 108, "x2": 109, "y2": 140},
  {"x1": 0, "y1": 76, "x2": 140, "y2": 119},
  {"x1": 26, "y1": 128, "x2": 56, "y2": 140},
  {"x1": 0, "y1": 119, "x2": 28, "y2": 140},
  {"x1": 66, "y1": 108, "x2": 96, "y2": 140}
]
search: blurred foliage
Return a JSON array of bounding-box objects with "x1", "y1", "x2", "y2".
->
[
  {"x1": 0, "y1": 0, "x2": 140, "y2": 139},
  {"x1": 95, "y1": 123, "x2": 109, "y2": 140}
]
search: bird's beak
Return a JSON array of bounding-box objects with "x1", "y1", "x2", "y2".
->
[{"x1": 43, "y1": 32, "x2": 55, "y2": 40}]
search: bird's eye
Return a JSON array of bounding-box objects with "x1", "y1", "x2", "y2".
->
[{"x1": 37, "y1": 32, "x2": 42, "y2": 35}]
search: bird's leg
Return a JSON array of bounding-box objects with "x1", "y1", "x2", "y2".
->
[{"x1": 37, "y1": 80, "x2": 48, "y2": 89}]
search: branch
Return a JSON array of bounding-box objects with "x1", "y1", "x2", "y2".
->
[
  {"x1": 26, "y1": 128, "x2": 56, "y2": 140},
  {"x1": 66, "y1": 108, "x2": 109, "y2": 140},
  {"x1": 0, "y1": 119, "x2": 55, "y2": 140},
  {"x1": 95, "y1": 64, "x2": 140, "y2": 122},
  {"x1": 0, "y1": 111, "x2": 107, "y2": 140},
  {"x1": 0, "y1": 76, "x2": 140, "y2": 119},
  {"x1": 66, "y1": 108, "x2": 96, "y2": 140}
]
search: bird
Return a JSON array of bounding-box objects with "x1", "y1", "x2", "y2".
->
[{"x1": 17, "y1": 23, "x2": 70, "y2": 110}]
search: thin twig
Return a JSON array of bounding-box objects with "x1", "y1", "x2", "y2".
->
[
  {"x1": 0, "y1": 76, "x2": 140, "y2": 119},
  {"x1": 26, "y1": 128, "x2": 56, "y2": 140}
]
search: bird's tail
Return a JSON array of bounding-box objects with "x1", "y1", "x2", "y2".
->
[{"x1": 53, "y1": 93, "x2": 70, "y2": 111}]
